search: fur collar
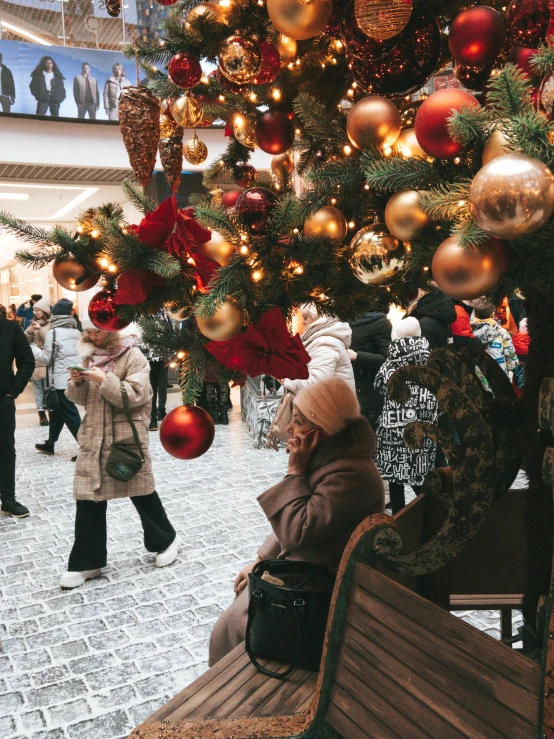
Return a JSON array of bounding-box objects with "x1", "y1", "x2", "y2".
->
[{"x1": 308, "y1": 417, "x2": 376, "y2": 473}]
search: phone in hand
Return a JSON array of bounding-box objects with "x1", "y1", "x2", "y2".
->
[
  {"x1": 304, "y1": 427, "x2": 330, "y2": 444},
  {"x1": 68, "y1": 365, "x2": 89, "y2": 372}
]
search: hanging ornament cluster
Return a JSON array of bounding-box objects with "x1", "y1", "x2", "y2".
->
[
  {"x1": 53, "y1": 258, "x2": 98, "y2": 292},
  {"x1": 168, "y1": 53, "x2": 202, "y2": 89},
  {"x1": 267, "y1": 0, "x2": 332, "y2": 41},
  {"x1": 160, "y1": 406, "x2": 215, "y2": 460},
  {"x1": 183, "y1": 133, "x2": 208, "y2": 165},
  {"x1": 348, "y1": 223, "x2": 405, "y2": 285},
  {"x1": 119, "y1": 87, "x2": 160, "y2": 187},
  {"x1": 159, "y1": 125, "x2": 184, "y2": 193},
  {"x1": 414, "y1": 89, "x2": 479, "y2": 160},
  {"x1": 196, "y1": 297, "x2": 244, "y2": 341},
  {"x1": 88, "y1": 288, "x2": 130, "y2": 332},
  {"x1": 172, "y1": 95, "x2": 203, "y2": 128},
  {"x1": 347, "y1": 96, "x2": 401, "y2": 151},
  {"x1": 432, "y1": 236, "x2": 509, "y2": 300},
  {"x1": 219, "y1": 36, "x2": 261, "y2": 84},
  {"x1": 304, "y1": 206, "x2": 348, "y2": 242}
]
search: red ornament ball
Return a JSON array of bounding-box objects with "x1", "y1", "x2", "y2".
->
[
  {"x1": 221, "y1": 189, "x2": 243, "y2": 209},
  {"x1": 255, "y1": 110, "x2": 295, "y2": 155},
  {"x1": 235, "y1": 187, "x2": 276, "y2": 234},
  {"x1": 506, "y1": 0, "x2": 550, "y2": 48},
  {"x1": 155, "y1": 0, "x2": 178, "y2": 5},
  {"x1": 509, "y1": 45, "x2": 537, "y2": 77},
  {"x1": 414, "y1": 88, "x2": 480, "y2": 159},
  {"x1": 234, "y1": 163, "x2": 258, "y2": 188},
  {"x1": 168, "y1": 53, "x2": 202, "y2": 89},
  {"x1": 160, "y1": 406, "x2": 215, "y2": 460},
  {"x1": 88, "y1": 288, "x2": 130, "y2": 332},
  {"x1": 253, "y1": 42, "x2": 281, "y2": 85},
  {"x1": 453, "y1": 61, "x2": 493, "y2": 91},
  {"x1": 448, "y1": 6, "x2": 506, "y2": 67}
]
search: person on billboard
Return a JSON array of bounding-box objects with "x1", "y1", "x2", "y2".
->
[
  {"x1": 0, "y1": 53, "x2": 15, "y2": 113},
  {"x1": 29, "y1": 56, "x2": 66, "y2": 117},
  {"x1": 73, "y1": 62, "x2": 99, "y2": 120},
  {"x1": 103, "y1": 63, "x2": 131, "y2": 121}
]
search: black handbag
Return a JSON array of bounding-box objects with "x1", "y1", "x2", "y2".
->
[
  {"x1": 44, "y1": 329, "x2": 59, "y2": 412},
  {"x1": 105, "y1": 383, "x2": 145, "y2": 482},
  {"x1": 245, "y1": 559, "x2": 335, "y2": 680}
]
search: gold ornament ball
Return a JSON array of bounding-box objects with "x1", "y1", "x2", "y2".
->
[
  {"x1": 185, "y1": 2, "x2": 227, "y2": 28},
  {"x1": 266, "y1": 0, "x2": 332, "y2": 40},
  {"x1": 304, "y1": 206, "x2": 348, "y2": 242},
  {"x1": 271, "y1": 151, "x2": 294, "y2": 176},
  {"x1": 196, "y1": 297, "x2": 244, "y2": 341},
  {"x1": 349, "y1": 223, "x2": 404, "y2": 286},
  {"x1": 347, "y1": 96, "x2": 402, "y2": 151},
  {"x1": 209, "y1": 188, "x2": 225, "y2": 204},
  {"x1": 354, "y1": 0, "x2": 412, "y2": 40},
  {"x1": 396, "y1": 128, "x2": 428, "y2": 159},
  {"x1": 482, "y1": 128, "x2": 511, "y2": 165},
  {"x1": 276, "y1": 35, "x2": 297, "y2": 67},
  {"x1": 469, "y1": 152, "x2": 554, "y2": 239},
  {"x1": 431, "y1": 235, "x2": 509, "y2": 300},
  {"x1": 160, "y1": 112, "x2": 177, "y2": 140},
  {"x1": 53, "y1": 258, "x2": 98, "y2": 292},
  {"x1": 183, "y1": 133, "x2": 208, "y2": 165},
  {"x1": 201, "y1": 230, "x2": 234, "y2": 266},
  {"x1": 218, "y1": 36, "x2": 261, "y2": 85},
  {"x1": 233, "y1": 115, "x2": 257, "y2": 148},
  {"x1": 165, "y1": 302, "x2": 193, "y2": 322},
  {"x1": 172, "y1": 95, "x2": 204, "y2": 128},
  {"x1": 384, "y1": 190, "x2": 432, "y2": 242}
]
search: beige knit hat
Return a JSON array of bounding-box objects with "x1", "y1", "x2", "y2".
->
[{"x1": 295, "y1": 376, "x2": 360, "y2": 436}]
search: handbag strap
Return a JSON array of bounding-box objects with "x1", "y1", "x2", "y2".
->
[
  {"x1": 111, "y1": 382, "x2": 145, "y2": 461},
  {"x1": 46, "y1": 329, "x2": 56, "y2": 389},
  {"x1": 245, "y1": 590, "x2": 304, "y2": 681}
]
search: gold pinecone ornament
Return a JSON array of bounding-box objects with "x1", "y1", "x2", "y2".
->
[
  {"x1": 159, "y1": 126, "x2": 184, "y2": 193},
  {"x1": 183, "y1": 133, "x2": 208, "y2": 165},
  {"x1": 119, "y1": 87, "x2": 160, "y2": 187}
]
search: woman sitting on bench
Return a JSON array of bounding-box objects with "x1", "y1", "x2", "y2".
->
[{"x1": 209, "y1": 376, "x2": 384, "y2": 665}]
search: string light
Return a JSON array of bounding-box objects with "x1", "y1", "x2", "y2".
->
[
  {"x1": 352, "y1": 82, "x2": 358, "y2": 89},
  {"x1": 364, "y1": 184, "x2": 370, "y2": 190},
  {"x1": 458, "y1": 199, "x2": 466, "y2": 206},
  {"x1": 348, "y1": 221, "x2": 355, "y2": 229},
  {"x1": 330, "y1": 198, "x2": 337, "y2": 205},
  {"x1": 200, "y1": 75, "x2": 209, "y2": 84},
  {"x1": 343, "y1": 144, "x2": 352, "y2": 156},
  {"x1": 107, "y1": 264, "x2": 117, "y2": 273},
  {"x1": 239, "y1": 244, "x2": 249, "y2": 255},
  {"x1": 169, "y1": 361, "x2": 177, "y2": 368},
  {"x1": 383, "y1": 147, "x2": 392, "y2": 157},
  {"x1": 292, "y1": 228, "x2": 299, "y2": 234},
  {"x1": 249, "y1": 92, "x2": 258, "y2": 103},
  {"x1": 90, "y1": 230, "x2": 100, "y2": 239},
  {"x1": 177, "y1": 350, "x2": 186, "y2": 359},
  {"x1": 99, "y1": 257, "x2": 109, "y2": 268},
  {"x1": 252, "y1": 269, "x2": 263, "y2": 282},
  {"x1": 271, "y1": 88, "x2": 282, "y2": 101},
  {"x1": 454, "y1": 157, "x2": 461, "y2": 165},
  {"x1": 347, "y1": 89, "x2": 354, "y2": 98},
  {"x1": 76, "y1": 225, "x2": 83, "y2": 234},
  {"x1": 218, "y1": 95, "x2": 225, "y2": 102},
  {"x1": 295, "y1": 128, "x2": 301, "y2": 135},
  {"x1": 423, "y1": 266, "x2": 430, "y2": 272}
]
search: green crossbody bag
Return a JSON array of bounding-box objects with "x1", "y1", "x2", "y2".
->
[{"x1": 105, "y1": 382, "x2": 145, "y2": 482}]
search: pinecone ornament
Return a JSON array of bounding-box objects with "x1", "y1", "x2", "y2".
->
[
  {"x1": 159, "y1": 126, "x2": 184, "y2": 193},
  {"x1": 105, "y1": 0, "x2": 121, "y2": 17},
  {"x1": 183, "y1": 133, "x2": 208, "y2": 165},
  {"x1": 119, "y1": 87, "x2": 160, "y2": 187}
]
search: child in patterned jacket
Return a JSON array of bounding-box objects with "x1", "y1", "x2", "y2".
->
[{"x1": 470, "y1": 299, "x2": 519, "y2": 378}]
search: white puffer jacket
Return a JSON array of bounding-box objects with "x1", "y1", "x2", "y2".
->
[
  {"x1": 284, "y1": 316, "x2": 355, "y2": 394},
  {"x1": 31, "y1": 315, "x2": 81, "y2": 390}
]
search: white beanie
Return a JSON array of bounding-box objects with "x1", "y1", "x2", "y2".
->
[
  {"x1": 295, "y1": 376, "x2": 360, "y2": 436},
  {"x1": 299, "y1": 302, "x2": 319, "y2": 322},
  {"x1": 32, "y1": 297, "x2": 51, "y2": 315},
  {"x1": 80, "y1": 315, "x2": 95, "y2": 331},
  {"x1": 392, "y1": 316, "x2": 421, "y2": 341}
]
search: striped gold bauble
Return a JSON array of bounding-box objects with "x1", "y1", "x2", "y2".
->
[
  {"x1": 183, "y1": 133, "x2": 208, "y2": 165},
  {"x1": 354, "y1": 0, "x2": 412, "y2": 41}
]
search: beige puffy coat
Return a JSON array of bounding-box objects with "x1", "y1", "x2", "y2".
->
[
  {"x1": 65, "y1": 346, "x2": 154, "y2": 502},
  {"x1": 25, "y1": 319, "x2": 49, "y2": 380}
]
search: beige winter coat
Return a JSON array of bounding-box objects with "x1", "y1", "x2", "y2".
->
[
  {"x1": 65, "y1": 347, "x2": 155, "y2": 502},
  {"x1": 25, "y1": 319, "x2": 49, "y2": 380},
  {"x1": 209, "y1": 417, "x2": 384, "y2": 665}
]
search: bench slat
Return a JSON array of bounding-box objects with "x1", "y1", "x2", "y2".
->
[
  {"x1": 330, "y1": 683, "x2": 398, "y2": 738},
  {"x1": 251, "y1": 669, "x2": 317, "y2": 717}
]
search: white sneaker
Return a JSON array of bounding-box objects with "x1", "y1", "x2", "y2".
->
[
  {"x1": 59, "y1": 569, "x2": 101, "y2": 589},
  {"x1": 155, "y1": 536, "x2": 179, "y2": 568}
]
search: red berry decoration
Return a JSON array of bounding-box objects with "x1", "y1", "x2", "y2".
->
[
  {"x1": 88, "y1": 288, "x2": 130, "y2": 332},
  {"x1": 414, "y1": 88, "x2": 480, "y2": 160},
  {"x1": 221, "y1": 189, "x2": 243, "y2": 209},
  {"x1": 509, "y1": 45, "x2": 538, "y2": 77},
  {"x1": 506, "y1": 0, "x2": 550, "y2": 48},
  {"x1": 448, "y1": 6, "x2": 506, "y2": 68},
  {"x1": 160, "y1": 406, "x2": 215, "y2": 460},
  {"x1": 254, "y1": 42, "x2": 281, "y2": 85},
  {"x1": 255, "y1": 111, "x2": 295, "y2": 155},
  {"x1": 235, "y1": 187, "x2": 276, "y2": 234},
  {"x1": 234, "y1": 163, "x2": 258, "y2": 188},
  {"x1": 168, "y1": 53, "x2": 202, "y2": 89}
]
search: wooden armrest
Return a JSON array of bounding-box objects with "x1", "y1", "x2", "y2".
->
[
  {"x1": 131, "y1": 715, "x2": 311, "y2": 739},
  {"x1": 449, "y1": 594, "x2": 524, "y2": 609}
]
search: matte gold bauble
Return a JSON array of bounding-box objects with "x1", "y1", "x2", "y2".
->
[
  {"x1": 201, "y1": 230, "x2": 234, "y2": 266},
  {"x1": 271, "y1": 151, "x2": 294, "y2": 176},
  {"x1": 304, "y1": 206, "x2": 348, "y2": 242},
  {"x1": 384, "y1": 190, "x2": 432, "y2": 241},
  {"x1": 276, "y1": 35, "x2": 297, "y2": 67},
  {"x1": 183, "y1": 133, "x2": 208, "y2": 165},
  {"x1": 349, "y1": 223, "x2": 404, "y2": 285},
  {"x1": 165, "y1": 302, "x2": 192, "y2": 321},
  {"x1": 469, "y1": 152, "x2": 554, "y2": 239},
  {"x1": 347, "y1": 96, "x2": 402, "y2": 151},
  {"x1": 233, "y1": 114, "x2": 257, "y2": 148},
  {"x1": 196, "y1": 297, "x2": 244, "y2": 341},
  {"x1": 396, "y1": 128, "x2": 428, "y2": 159},
  {"x1": 171, "y1": 95, "x2": 204, "y2": 128},
  {"x1": 53, "y1": 258, "x2": 98, "y2": 292},
  {"x1": 354, "y1": 0, "x2": 413, "y2": 40},
  {"x1": 431, "y1": 235, "x2": 509, "y2": 300},
  {"x1": 218, "y1": 36, "x2": 261, "y2": 85},
  {"x1": 267, "y1": 0, "x2": 332, "y2": 41},
  {"x1": 185, "y1": 2, "x2": 227, "y2": 28},
  {"x1": 482, "y1": 128, "x2": 512, "y2": 165}
]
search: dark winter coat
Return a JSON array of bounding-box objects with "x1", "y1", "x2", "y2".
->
[
  {"x1": 374, "y1": 336, "x2": 438, "y2": 486},
  {"x1": 0, "y1": 315, "x2": 35, "y2": 398},
  {"x1": 350, "y1": 311, "x2": 392, "y2": 426},
  {"x1": 410, "y1": 289, "x2": 456, "y2": 351},
  {"x1": 0, "y1": 64, "x2": 15, "y2": 99},
  {"x1": 29, "y1": 70, "x2": 66, "y2": 104}
]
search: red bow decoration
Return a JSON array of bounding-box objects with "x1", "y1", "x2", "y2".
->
[{"x1": 205, "y1": 307, "x2": 311, "y2": 380}]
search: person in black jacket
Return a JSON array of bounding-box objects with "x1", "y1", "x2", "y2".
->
[
  {"x1": 0, "y1": 314, "x2": 35, "y2": 518},
  {"x1": 349, "y1": 303, "x2": 392, "y2": 430},
  {"x1": 29, "y1": 56, "x2": 66, "y2": 117},
  {"x1": 408, "y1": 288, "x2": 457, "y2": 350},
  {"x1": 0, "y1": 53, "x2": 15, "y2": 113}
]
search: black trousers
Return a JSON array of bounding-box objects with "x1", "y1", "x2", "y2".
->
[
  {"x1": 36, "y1": 97, "x2": 60, "y2": 116},
  {"x1": 0, "y1": 395, "x2": 16, "y2": 497},
  {"x1": 149, "y1": 360, "x2": 168, "y2": 417},
  {"x1": 48, "y1": 390, "x2": 81, "y2": 445},
  {"x1": 68, "y1": 492, "x2": 176, "y2": 571},
  {"x1": 388, "y1": 482, "x2": 422, "y2": 515}
]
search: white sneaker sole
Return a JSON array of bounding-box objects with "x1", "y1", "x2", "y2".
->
[
  {"x1": 155, "y1": 536, "x2": 179, "y2": 568},
  {"x1": 60, "y1": 569, "x2": 101, "y2": 589}
]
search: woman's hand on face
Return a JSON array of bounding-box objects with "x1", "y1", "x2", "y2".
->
[
  {"x1": 84, "y1": 367, "x2": 106, "y2": 385},
  {"x1": 233, "y1": 559, "x2": 258, "y2": 597},
  {"x1": 286, "y1": 430, "x2": 320, "y2": 475}
]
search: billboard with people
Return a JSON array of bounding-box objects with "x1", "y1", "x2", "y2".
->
[{"x1": 0, "y1": 38, "x2": 134, "y2": 121}]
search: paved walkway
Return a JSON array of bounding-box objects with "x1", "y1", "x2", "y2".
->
[{"x1": 0, "y1": 391, "x2": 524, "y2": 738}]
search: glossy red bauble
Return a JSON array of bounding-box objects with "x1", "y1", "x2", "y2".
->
[
  {"x1": 234, "y1": 163, "x2": 258, "y2": 188},
  {"x1": 253, "y1": 42, "x2": 281, "y2": 85},
  {"x1": 340, "y1": 1, "x2": 396, "y2": 60},
  {"x1": 255, "y1": 111, "x2": 295, "y2": 155},
  {"x1": 168, "y1": 53, "x2": 202, "y2": 89},
  {"x1": 160, "y1": 406, "x2": 215, "y2": 460},
  {"x1": 414, "y1": 88, "x2": 480, "y2": 159},
  {"x1": 509, "y1": 45, "x2": 538, "y2": 77},
  {"x1": 453, "y1": 61, "x2": 493, "y2": 91},
  {"x1": 235, "y1": 187, "x2": 276, "y2": 234},
  {"x1": 221, "y1": 189, "x2": 243, "y2": 209},
  {"x1": 88, "y1": 288, "x2": 130, "y2": 331},
  {"x1": 155, "y1": 0, "x2": 179, "y2": 5},
  {"x1": 506, "y1": 0, "x2": 550, "y2": 48},
  {"x1": 448, "y1": 6, "x2": 506, "y2": 67}
]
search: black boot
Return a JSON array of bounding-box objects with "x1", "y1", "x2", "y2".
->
[
  {"x1": 219, "y1": 383, "x2": 230, "y2": 425},
  {"x1": 38, "y1": 411, "x2": 49, "y2": 427},
  {"x1": 1, "y1": 494, "x2": 30, "y2": 518},
  {"x1": 35, "y1": 441, "x2": 55, "y2": 455},
  {"x1": 206, "y1": 384, "x2": 221, "y2": 424}
]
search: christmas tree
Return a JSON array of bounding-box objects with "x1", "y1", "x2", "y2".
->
[{"x1": 3, "y1": 0, "x2": 554, "y2": 623}]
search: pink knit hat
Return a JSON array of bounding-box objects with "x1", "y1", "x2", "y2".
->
[{"x1": 295, "y1": 376, "x2": 360, "y2": 436}]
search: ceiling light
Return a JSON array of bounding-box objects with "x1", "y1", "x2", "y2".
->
[
  {"x1": 0, "y1": 21, "x2": 52, "y2": 45},
  {"x1": 0, "y1": 193, "x2": 29, "y2": 200},
  {"x1": 51, "y1": 188, "x2": 98, "y2": 219}
]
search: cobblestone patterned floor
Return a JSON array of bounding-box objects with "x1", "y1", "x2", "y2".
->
[{"x1": 0, "y1": 395, "x2": 525, "y2": 738}]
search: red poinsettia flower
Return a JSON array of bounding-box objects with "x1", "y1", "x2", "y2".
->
[
  {"x1": 165, "y1": 208, "x2": 212, "y2": 260},
  {"x1": 114, "y1": 268, "x2": 165, "y2": 306},
  {"x1": 185, "y1": 250, "x2": 219, "y2": 293},
  {"x1": 205, "y1": 307, "x2": 311, "y2": 380},
  {"x1": 136, "y1": 197, "x2": 178, "y2": 249}
]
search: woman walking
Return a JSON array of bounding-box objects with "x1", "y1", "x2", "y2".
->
[
  {"x1": 25, "y1": 297, "x2": 51, "y2": 427},
  {"x1": 61, "y1": 321, "x2": 178, "y2": 588}
]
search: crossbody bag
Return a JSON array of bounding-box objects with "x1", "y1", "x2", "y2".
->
[
  {"x1": 44, "y1": 329, "x2": 59, "y2": 412},
  {"x1": 105, "y1": 382, "x2": 145, "y2": 482}
]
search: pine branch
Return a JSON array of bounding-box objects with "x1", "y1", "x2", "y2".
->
[
  {"x1": 192, "y1": 201, "x2": 242, "y2": 243},
  {"x1": 0, "y1": 212, "x2": 51, "y2": 246},
  {"x1": 266, "y1": 193, "x2": 301, "y2": 240},
  {"x1": 448, "y1": 104, "x2": 491, "y2": 149},
  {"x1": 420, "y1": 181, "x2": 472, "y2": 222},
  {"x1": 486, "y1": 63, "x2": 533, "y2": 119},
  {"x1": 179, "y1": 332, "x2": 208, "y2": 405},
  {"x1": 450, "y1": 218, "x2": 490, "y2": 247},
  {"x1": 530, "y1": 38, "x2": 554, "y2": 76},
  {"x1": 508, "y1": 111, "x2": 554, "y2": 167},
  {"x1": 293, "y1": 93, "x2": 347, "y2": 146},
  {"x1": 15, "y1": 246, "x2": 62, "y2": 269},
  {"x1": 121, "y1": 180, "x2": 156, "y2": 215},
  {"x1": 364, "y1": 156, "x2": 443, "y2": 193}
]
